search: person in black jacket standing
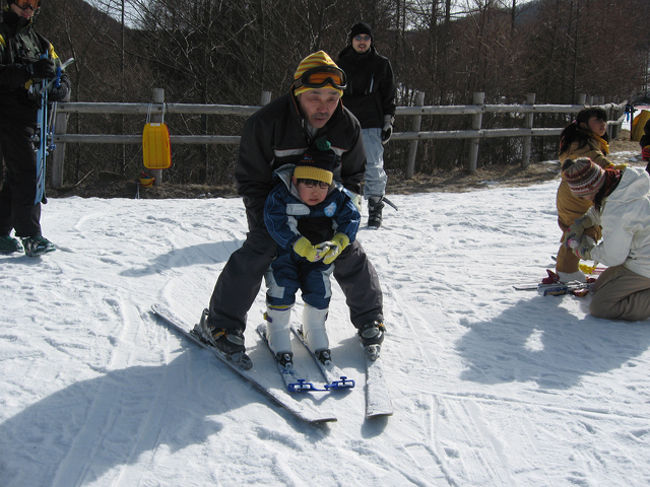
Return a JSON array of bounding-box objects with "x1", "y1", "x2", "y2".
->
[
  {"x1": 197, "y1": 51, "x2": 385, "y2": 369},
  {"x1": 0, "y1": 0, "x2": 70, "y2": 256},
  {"x1": 338, "y1": 22, "x2": 396, "y2": 228}
]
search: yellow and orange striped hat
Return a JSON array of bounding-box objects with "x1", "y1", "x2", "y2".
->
[{"x1": 293, "y1": 51, "x2": 346, "y2": 97}]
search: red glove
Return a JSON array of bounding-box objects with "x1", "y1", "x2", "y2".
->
[{"x1": 642, "y1": 145, "x2": 650, "y2": 161}]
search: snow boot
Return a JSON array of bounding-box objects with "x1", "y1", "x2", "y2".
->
[
  {"x1": 0, "y1": 235, "x2": 23, "y2": 254},
  {"x1": 21, "y1": 235, "x2": 55, "y2": 257},
  {"x1": 265, "y1": 306, "x2": 293, "y2": 360},
  {"x1": 358, "y1": 319, "x2": 386, "y2": 361},
  {"x1": 302, "y1": 304, "x2": 330, "y2": 365},
  {"x1": 557, "y1": 270, "x2": 587, "y2": 283},
  {"x1": 196, "y1": 308, "x2": 252, "y2": 370},
  {"x1": 367, "y1": 196, "x2": 385, "y2": 228}
]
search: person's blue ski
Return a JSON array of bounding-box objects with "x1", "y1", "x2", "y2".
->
[
  {"x1": 290, "y1": 325, "x2": 355, "y2": 391},
  {"x1": 256, "y1": 324, "x2": 327, "y2": 393}
]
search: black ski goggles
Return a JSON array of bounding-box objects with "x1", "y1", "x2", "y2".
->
[{"x1": 293, "y1": 66, "x2": 347, "y2": 91}]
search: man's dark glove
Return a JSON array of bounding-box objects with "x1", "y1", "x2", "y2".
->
[
  {"x1": 381, "y1": 115, "x2": 394, "y2": 144},
  {"x1": 48, "y1": 74, "x2": 70, "y2": 102},
  {"x1": 27, "y1": 58, "x2": 56, "y2": 80},
  {"x1": 48, "y1": 83, "x2": 69, "y2": 102}
]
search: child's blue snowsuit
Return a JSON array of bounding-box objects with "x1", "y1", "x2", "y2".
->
[{"x1": 264, "y1": 165, "x2": 360, "y2": 310}]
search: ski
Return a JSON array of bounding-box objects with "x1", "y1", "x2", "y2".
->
[
  {"x1": 150, "y1": 304, "x2": 336, "y2": 424},
  {"x1": 513, "y1": 281, "x2": 593, "y2": 295},
  {"x1": 513, "y1": 268, "x2": 595, "y2": 296},
  {"x1": 255, "y1": 324, "x2": 327, "y2": 393},
  {"x1": 290, "y1": 325, "x2": 355, "y2": 391},
  {"x1": 32, "y1": 57, "x2": 74, "y2": 205},
  {"x1": 365, "y1": 351, "x2": 393, "y2": 418}
]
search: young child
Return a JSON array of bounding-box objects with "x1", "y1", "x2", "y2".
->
[{"x1": 262, "y1": 149, "x2": 360, "y2": 366}]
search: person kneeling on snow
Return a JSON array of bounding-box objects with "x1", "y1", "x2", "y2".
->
[
  {"x1": 561, "y1": 157, "x2": 650, "y2": 321},
  {"x1": 262, "y1": 148, "x2": 361, "y2": 366}
]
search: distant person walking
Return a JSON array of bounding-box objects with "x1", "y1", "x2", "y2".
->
[{"x1": 338, "y1": 22, "x2": 396, "y2": 228}]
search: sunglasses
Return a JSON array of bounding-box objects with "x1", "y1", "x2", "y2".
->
[
  {"x1": 353, "y1": 34, "x2": 371, "y2": 42},
  {"x1": 15, "y1": 0, "x2": 39, "y2": 10},
  {"x1": 294, "y1": 66, "x2": 347, "y2": 91},
  {"x1": 297, "y1": 179, "x2": 330, "y2": 189}
]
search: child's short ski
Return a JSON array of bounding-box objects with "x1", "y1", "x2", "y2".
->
[
  {"x1": 255, "y1": 324, "x2": 327, "y2": 393},
  {"x1": 290, "y1": 325, "x2": 355, "y2": 391},
  {"x1": 150, "y1": 304, "x2": 336, "y2": 424}
]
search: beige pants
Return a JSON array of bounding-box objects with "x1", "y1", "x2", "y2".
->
[{"x1": 590, "y1": 265, "x2": 650, "y2": 321}]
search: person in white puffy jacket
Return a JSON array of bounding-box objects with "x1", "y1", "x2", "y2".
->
[{"x1": 561, "y1": 157, "x2": 650, "y2": 321}]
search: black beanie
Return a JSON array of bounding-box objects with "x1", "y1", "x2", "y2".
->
[{"x1": 349, "y1": 22, "x2": 372, "y2": 42}]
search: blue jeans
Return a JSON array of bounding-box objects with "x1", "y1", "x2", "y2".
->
[{"x1": 361, "y1": 128, "x2": 387, "y2": 198}]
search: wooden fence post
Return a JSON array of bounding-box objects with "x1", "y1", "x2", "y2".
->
[
  {"x1": 51, "y1": 89, "x2": 71, "y2": 188},
  {"x1": 468, "y1": 92, "x2": 485, "y2": 173},
  {"x1": 522, "y1": 93, "x2": 536, "y2": 168},
  {"x1": 406, "y1": 90, "x2": 425, "y2": 179},
  {"x1": 150, "y1": 88, "x2": 164, "y2": 186}
]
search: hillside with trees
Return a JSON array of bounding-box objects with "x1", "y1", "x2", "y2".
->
[{"x1": 35, "y1": 0, "x2": 649, "y2": 189}]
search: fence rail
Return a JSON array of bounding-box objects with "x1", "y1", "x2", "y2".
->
[{"x1": 50, "y1": 89, "x2": 626, "y2": 187}]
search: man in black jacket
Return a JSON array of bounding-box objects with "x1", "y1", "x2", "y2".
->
[
  {"x1": 0, "y1": 0, "x2": 70, "y2": 256},
  {"x1": 198, "y1": 50, "x2": 385, "y2": 369},
  {"x1": 338, "y1": 22, "x2": 396, "y2": 228}
]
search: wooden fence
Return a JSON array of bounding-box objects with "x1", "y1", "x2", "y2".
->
[{"x1": 51, "y1": 89, "x2": 627, "y2": 187}]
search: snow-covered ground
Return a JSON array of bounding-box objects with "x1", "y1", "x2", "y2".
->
[{"x1": 1, "y1": 155, "x2": 649, "y2": 487}]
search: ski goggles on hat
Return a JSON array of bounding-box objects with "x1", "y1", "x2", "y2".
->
[
  {"x1": 15, "y1": 0, "x2": 39, "y2": 10},
  {"x1": 293, "y1": 66, "x2": 347, "y2": 91}
]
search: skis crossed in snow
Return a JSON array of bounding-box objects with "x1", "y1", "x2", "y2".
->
[{"x1": 150, "y1": 304, "x2": 392, "y2": 423}]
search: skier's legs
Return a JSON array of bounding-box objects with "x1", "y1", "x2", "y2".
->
[
  {"x1": 207, "y1": 223, "x2": 277, "y2": 332},
  {"x1": 361, "y1": 128, "x2": 387, "y2": 198},
  {"x1": 0, "y1": 124, "x2": 41, "y2": 237}
]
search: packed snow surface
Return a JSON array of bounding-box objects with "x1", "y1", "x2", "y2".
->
[{"x1": 1, "y1": 159, "x2": 649, "y2": 486}]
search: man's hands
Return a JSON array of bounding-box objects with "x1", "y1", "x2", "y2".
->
[
  {"x1": 27, "y1": 58, "x2": 56, "y2": 80},
  {"x1": 381, "y1": 115, "x2": 394, "y2": 144}
]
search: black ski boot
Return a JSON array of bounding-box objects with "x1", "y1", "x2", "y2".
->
[
  {"x1": 21, "y1": 235, "x2": 55, "y2": 257},
  {"x1": 0, "y1": 235, "x2": 23, "y2": 254},
  {"x1": 367, "y1": 196, "x2": 385, "y2": 229},
  {"x1": 358, "y1": 320, "x2": 386, "y2": 361},
  {"x1": 196, "y1": 308, "x2": 252, "y2": 370}
]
